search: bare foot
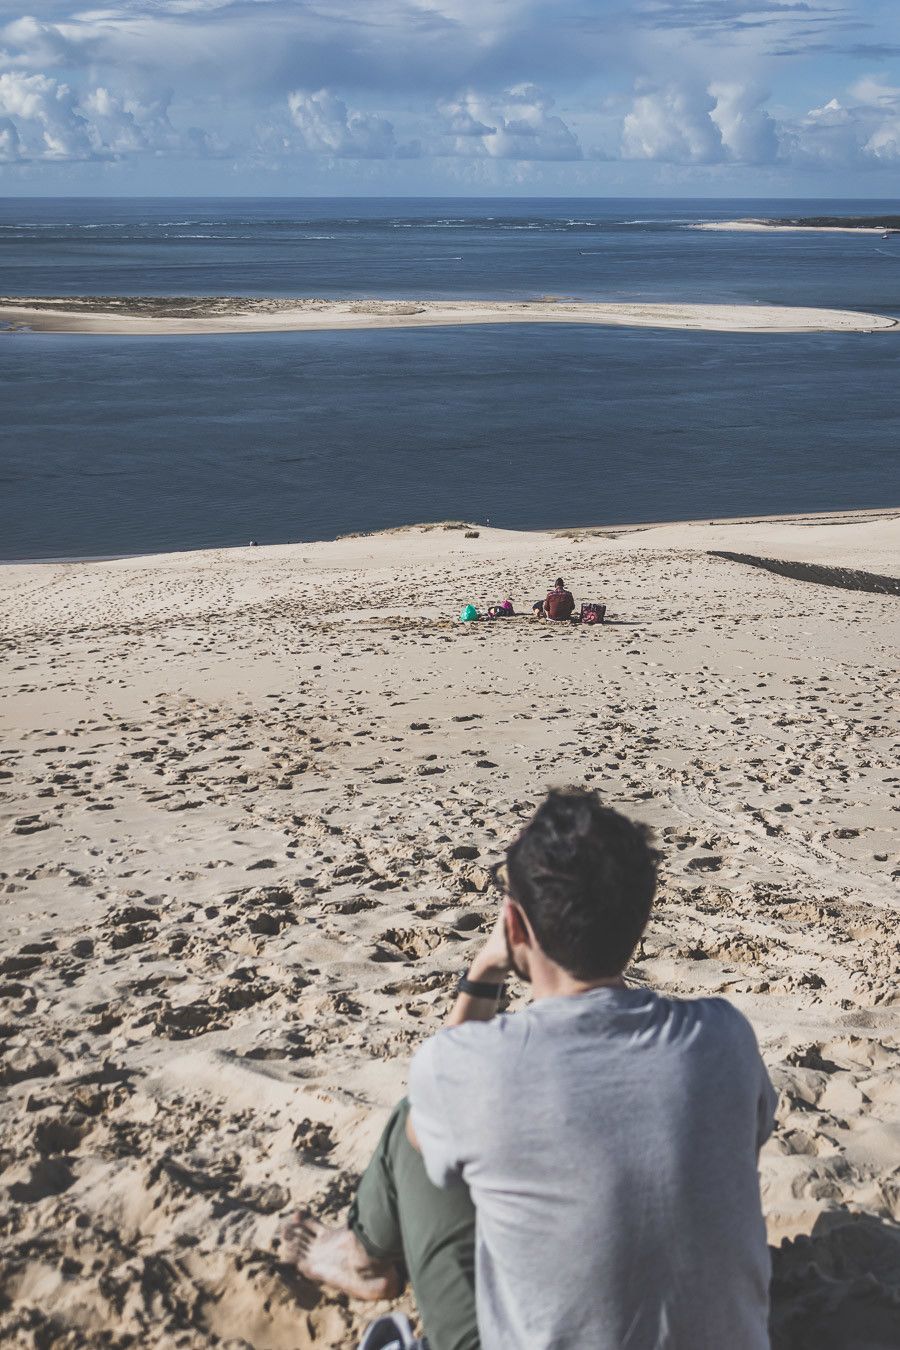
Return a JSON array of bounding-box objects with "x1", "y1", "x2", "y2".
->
[{"x1": 281, "y1": 1211, "x2": 401, "y2": 1301}]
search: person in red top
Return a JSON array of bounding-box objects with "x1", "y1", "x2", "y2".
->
[{"x1": 532, "y1": 577, "x2": 575, "y2": 621}]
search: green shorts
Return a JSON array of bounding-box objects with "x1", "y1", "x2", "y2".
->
[{"x1": 348, "y1": 1099, "x2": 479, "y2": 1350}]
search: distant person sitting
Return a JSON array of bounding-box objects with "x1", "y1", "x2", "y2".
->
[
  {"x1": 282, "y1": 789, "x2": 776, "y2": 1350},
  {"x1": 531, "y1": 577, "x2": 575, "y2": 620}
]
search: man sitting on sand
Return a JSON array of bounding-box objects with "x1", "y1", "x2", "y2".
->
[
  {"x1": 283, "y1": 789, "x2": 776, "y2": 1350},
  {"x1": 531, "y1": 576, "x2": 575, "y2": 620}
]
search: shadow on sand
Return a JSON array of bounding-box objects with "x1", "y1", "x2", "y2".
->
[{"x1": 770, "y1": 1211, "x2": 900, "y2": 1349}]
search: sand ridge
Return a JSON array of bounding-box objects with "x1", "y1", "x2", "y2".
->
[
  {"x1": 1, "y1": 295, "x2": 898, "y2": 335},
  {"x1": 1, "y1": 515, "x2": 899, "y2": 1347}
]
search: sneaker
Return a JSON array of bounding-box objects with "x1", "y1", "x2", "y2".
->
[{"x1": 358, "y1": 1312, "x2": 422, "y2": 1350}]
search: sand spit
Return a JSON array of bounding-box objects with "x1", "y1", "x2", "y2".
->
[
  {"x1": 1, "y1": 514, "x2": 899, "y2": 1347},
  {"x1": 1, "y1": 295, "x2": 897, "y2": 335},
  {"x1": 694, "y1": 220, "x2": 900, "y2": 235}
]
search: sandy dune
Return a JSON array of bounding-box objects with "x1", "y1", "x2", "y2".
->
[
  {"x1": 1, "y1": 512, "x2": 899, "y2": 1348},
  {"x1": 1, "y1": 295, "x2": 897, "y2": 335}
]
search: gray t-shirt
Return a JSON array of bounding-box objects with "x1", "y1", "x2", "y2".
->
[{"x1": 409, "y1": 986, "x2": 776, "y2": 1350}]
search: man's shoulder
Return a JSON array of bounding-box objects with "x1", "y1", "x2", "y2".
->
[
  {"x1": 437, "y1": 1012, "x2": 522, "y2": 1051},
  {"x1": 412, "y1": 1014, "x2": 520, "y2": 1074},
  {"x1": 698, "y1": 994, "x2": 755, "y2": 1030},
  {"x1": 664, "y1": 990, "x2": 747, "y2": 1022},
  {"x1": 409, "y1": 1018, "x2": 518, "y2": 1133},
  {"x1": 672, "y1": 994, "x2": 761, "y2": 1054}
]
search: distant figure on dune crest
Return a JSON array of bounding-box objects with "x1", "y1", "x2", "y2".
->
[
  {"x1": 283, "y1": 789, "x2": 775, "y2": 1350},
  {"x1": 532, "y1": 576, "x2": 575, "y2": 620}
]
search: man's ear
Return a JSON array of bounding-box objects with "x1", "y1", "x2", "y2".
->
[{"x1": 506, "y1": 900, "x2": 531, "y2": 947}]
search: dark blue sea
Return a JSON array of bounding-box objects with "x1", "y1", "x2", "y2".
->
[{"x1": 2, "y1": 197, "x2": 899, "y2": 559}]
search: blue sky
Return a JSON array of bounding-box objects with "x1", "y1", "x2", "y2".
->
[{"x1": 1, "y1": 1, "x2": 900, "y2": 195}]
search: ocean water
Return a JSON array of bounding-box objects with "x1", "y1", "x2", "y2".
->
[{"x1": 2, "y1": 197, "x2": 899, "y2": 559}]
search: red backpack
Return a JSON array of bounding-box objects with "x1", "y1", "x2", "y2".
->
[{"x1": 580, "y1": 602, "x2": 606, "y2": 625}]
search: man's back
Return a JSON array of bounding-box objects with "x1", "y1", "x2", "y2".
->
[
  {"x1": 410, "y1": 986, "x2": 775, "y2": 1350},
  {"x1": 545, "y1": 586, "x2": 574, "y2": 620}
]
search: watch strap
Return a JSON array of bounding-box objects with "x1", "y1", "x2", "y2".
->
[{"x1": 457, "y1": 973, "x2": 505, "y2": 1000}]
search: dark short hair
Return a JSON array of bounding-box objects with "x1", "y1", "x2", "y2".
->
[
  {"x1": 505, "y1": 789, "x2": 658, "y2": 979},
  {"x1": 555, "y1": 577, "x2": 564, "y2": 589}
]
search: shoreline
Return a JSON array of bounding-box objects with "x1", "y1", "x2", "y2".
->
[
  {"x1": 3, "y1": 504, "x2": 898, "y2": 569},
  {"x1": 1, "y1": 296, "x2": 898, "y2": 335}
]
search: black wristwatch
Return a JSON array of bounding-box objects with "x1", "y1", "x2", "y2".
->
[{"x1": 457, "y1": 972, "x2": 506, "y2": 1000}]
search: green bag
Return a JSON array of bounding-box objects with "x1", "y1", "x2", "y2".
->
[{"x1": 460, "y1": 604, "x2": 478, "y2": 622}]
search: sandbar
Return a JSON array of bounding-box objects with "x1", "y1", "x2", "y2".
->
[
  {"x1": 1, "y1": 295, "x2": 897, "y2": 335},
  {"x1": 694, "y1": 220, "x2": 899, "y2": 235}
]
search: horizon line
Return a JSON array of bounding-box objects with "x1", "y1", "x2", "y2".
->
[{"x1": 3, "y1": 192, "x2": 900, "y2": 203}]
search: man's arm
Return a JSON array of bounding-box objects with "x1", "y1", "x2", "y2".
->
[
  {"x1": 446, "y1": 907, "x2": 511, "y2": 1028},
  {"x1": 406, "y1": 909, "x2": 511, "y2": 1153}
]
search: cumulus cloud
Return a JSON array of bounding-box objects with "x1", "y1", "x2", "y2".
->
[
  {"x1": 709, "y1": 83, "x2": 780, "y2": 162},
  {"x1": 616, "y1": 64, "x2": 900, "y2": 171},
  {"x1": 855, "y1": 79, "x2": 900, "y2": 159},
  {"x1": 619, "y1": 80, "x2": 782, "y2": 165},
  {"x1": 0, "y1": 69, "x2": 217, "y2": 162},
  {"x1": 0, "y1": 71, "x2": 95, "y2": 161},
  {"x1": 284, "y1": 83, "x2": 579, "y2": 162},
  {"x1": 621, "y1": 84, "x2": 724, "y2": 163},
  {"x1": 865, "y1": 119, "x2": 900, "y2": 160},
  {"x1": 439, "y1": 86, "x2": 581, "y2": 159},
  {"x1": 0, "y1": 16, "x2": 85, "y2": 69},
  {"x1": 1, "y1": 0, "x2": 899, "y2": 184},
  {"x1": 788, "y1": 82, "x2": 900, "y2": 165},
  {"x1": 287, "y1": 89, "x2": 414, "y2": 158}
]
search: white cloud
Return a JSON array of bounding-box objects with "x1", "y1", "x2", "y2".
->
[
  {"x1": 0, "y1": 69, "x2": 218, "y2": 162},
  {"x1": 849, "y1": 76, "x2": 900, "y2": 109},
  {"x1": 709, "y1": 83, "x2": 780, "y2": 163},
  {"x1": 0, "y1": 117, "x2": 22, "y2": 159},
  {"x1": 621, "y1": 84, "x2": 723, "y2": 163},
  {"x1": 439, "y1": 86, "x2": 581, "y2": 159},
  {"x1": 865, "y1": 119, "x2": 900, "y2": 160},
  {"x1": 0, "y1": 16, "x2": 84, "y2": 69},
  {"x1": 785, "y1": 80, "x2": 900, "y2": 165},
  {"x1": 81, "y1": 87, "x2": 172, "y2": 155},
  {"x1": 1, "y1": 1, "x2": 899, "y2": 186},
  {"x1": 280, "y1": 82, "x2": 579, "y2": 166},
  {"x1": 0, "y1": 71, "x2": 95, "y2": 160},
  {"x1": 619, "y1": 81, "x2": 781, "y2": 166},
  {"x1": 287, "y1": 88, "x2": 407, "y2": 158}
]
